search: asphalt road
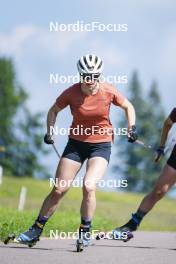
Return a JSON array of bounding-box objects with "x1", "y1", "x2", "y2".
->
[{"x1": 0, "y1": 232, "x2": 176, "y2": 264}]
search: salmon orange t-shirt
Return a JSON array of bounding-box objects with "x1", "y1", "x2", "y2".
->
[{"x1": 55, "y1": 82, "x2": 125, "y2": 143}]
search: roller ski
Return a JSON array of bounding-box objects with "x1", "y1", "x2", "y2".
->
[
  {"x1": 96, "y1": 228, "x2": 133, "y2": 242},
  {"x1": 96, "y1": 214, "x2": 142, "y2": 242},
  {"x1": 4, "y1": 224, "x2": 42, "y2": 248},
  {"x1": 96, "y1": 213, "x2": 142, "y2": 242},
  {"x1": 76, "y1": 224, "x2": 91, "y2": 252}
]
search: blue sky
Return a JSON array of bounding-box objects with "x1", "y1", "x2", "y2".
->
[{"x1": 0, "y1": 0, "x2": 176, "y2": 184}]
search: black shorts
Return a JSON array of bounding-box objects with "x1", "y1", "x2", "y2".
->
[
  {"x1": 62, "y1": 138, "x2": 111, "y2": 164},
  {"x1": 167, "y1": 144, "x2": 176, "y2": 170}
]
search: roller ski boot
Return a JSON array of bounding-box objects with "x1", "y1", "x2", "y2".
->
[
  {"x1": 76, "y1": 224, "x2": 91, "y2": 252},
  {"x1": 96, "y1": 213, "x2": 140, "y2": 242},
  {"x1": 4, "y1": 224, "x2": 43, "y2": 248}
]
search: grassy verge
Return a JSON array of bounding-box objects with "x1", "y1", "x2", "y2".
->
[{"x1": 0, "y1": 176, "x2": 176, "y2": 241}]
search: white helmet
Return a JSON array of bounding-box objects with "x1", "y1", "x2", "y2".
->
[{"x1": 77, "y1": 54, "x2": 103, "y2": 74}]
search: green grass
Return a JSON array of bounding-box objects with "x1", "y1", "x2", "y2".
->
[{"x1": 0, "y1": 176, "x2": 176, "y2": 241}]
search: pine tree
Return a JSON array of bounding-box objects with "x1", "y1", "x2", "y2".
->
[
  {"x1": 0, "y1": 57, "x2": 49, "y2": 177},
  {"x1": 113, "y1": 72, "x2": 165, "y2": 192}
]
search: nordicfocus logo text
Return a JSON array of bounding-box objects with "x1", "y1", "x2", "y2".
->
[
  {"x1": 49, "y1": 21, "x2": 128, "y2": 32},
  {"x1": 49, "y1": 178, "x2": 128, "y2": 189},
  {"x1": 50, "y1": 126, "x2": 128, "y2": 137},
  {"x1": 49, "y1": 229, "x2": 128, "y2": 240},
  {"x1": 49, "y1": 73, "x2": 128, "y2": 85}
]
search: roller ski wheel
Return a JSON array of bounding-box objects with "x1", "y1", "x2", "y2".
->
[
  {"x1": 76, "y1": 239, "x2": 84, "y2": 252},
  {"x1": 27, "y1": 239, "x2": 39, "y2": 248},
  {"x1": 76, "y1": 224, "x2": 91, "y2": 252},
  {"x1": 112, "y1": 227, "x2": 134, "y2": 242},
  {"x1": 96, "y1": 231, "x2": 113, "y2": 240},
  {"x1": 4, "y1": 233, "x2": 16, "y2": 244},
  {"x1": 96, "y1": 229, "x2": 134, "y2": 242},
  {"x1": 121, "y1": 230, "x2": 134, "y2": 242}
]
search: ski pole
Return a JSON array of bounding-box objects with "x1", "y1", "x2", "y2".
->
[
  {"x1": 52, "y1": 143, "x2": 61, "y2": 158},
  {"x1": 135, "y1": 139, "x2": 154, "y2": 152},
  {"x1": 135, "y1": 138, "x2": 176, "y2": 154}
]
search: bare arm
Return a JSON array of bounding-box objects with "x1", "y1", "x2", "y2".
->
[
  {"x1": 159, "y1": 117, "x2": 173, "y2": 147},
  {"x1": 120, "y1": 98, "x2": 136, "y2": 129},
  {"x1": 46, "y1": 103, "x2": 62, "y2": 135},
  {"x1": 155, "y1": 116, "x2": 173, "y2": 162}
]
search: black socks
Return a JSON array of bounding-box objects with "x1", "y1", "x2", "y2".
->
[
  {"x1": 81, "y1": 217, "x2": 91, "y2": 227},
  {"x1": 121, "y1": 209, "x2": 147, "y2": 232},
  {"x1": 135, "y1": 209, "x2": 147, "y2": 220},
  {"x1": 79, "y1": 217, "x2": 92, "y2": 235},
  {"x1": 33, "y1": 215, "x2": 49, "y2": 230}
]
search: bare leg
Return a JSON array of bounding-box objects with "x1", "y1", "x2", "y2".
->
[
  {"x1": 139, "y1": 164, "x2": 176, "y2": 213},
  {"x1": 114, "y1": 164, "x2": 176, "y2": 233},
  {"x1": 111, "y1": 164, "x2": 176, "y2": 237},
  {"x1": 16, "y1": 158, "x2": 82, "y2": 243},
  {"x1": 80, "y1": 157, "x2": 108, "y2": 219},
  {"x1": 40, "y1": 158, "x2": 81, "y2": 217}
]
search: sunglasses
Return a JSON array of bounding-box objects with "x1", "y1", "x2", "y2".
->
[{"x1": 80, "y1": 73, "x2": 100, "y2": 81}]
